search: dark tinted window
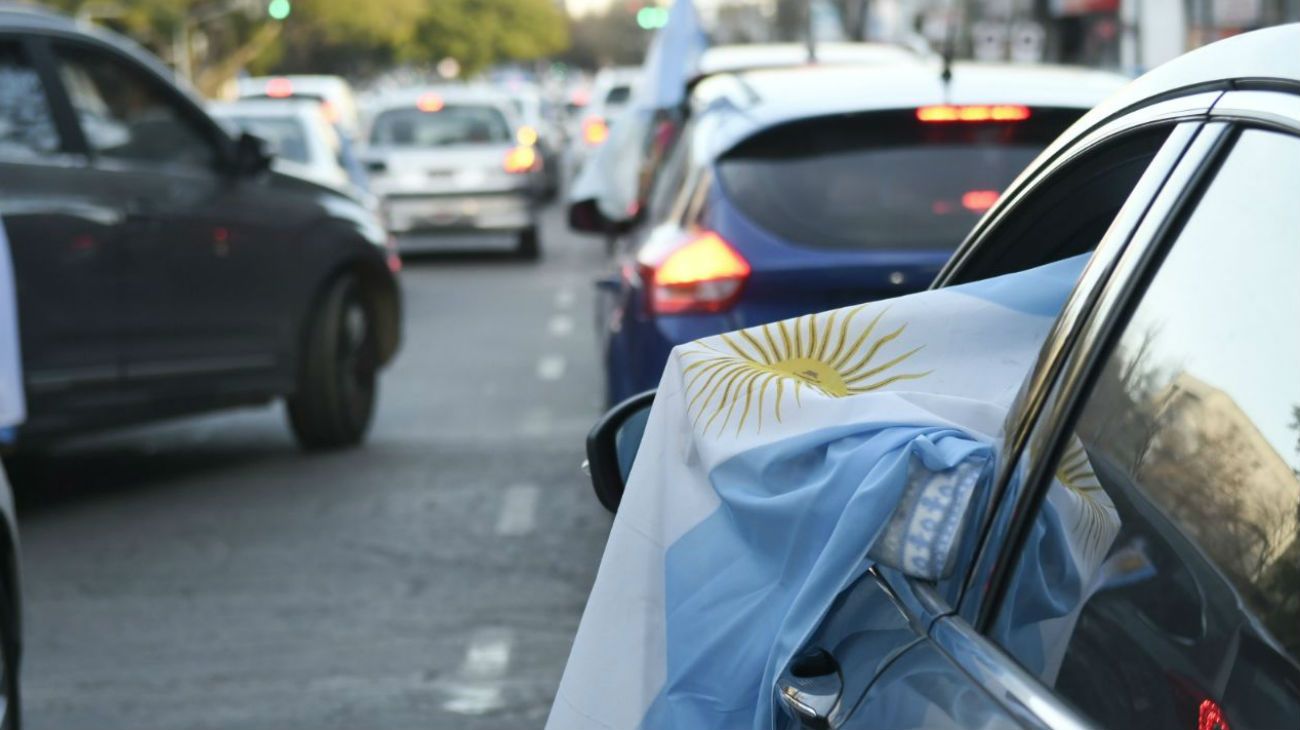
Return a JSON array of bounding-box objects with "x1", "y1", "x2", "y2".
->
[
  {"x1": 0, "y1": 42, "x2": 60, "y2": 159},
  {"x1": 605, "y1": 85, "x2": 631, "y2": 105},
  {"x1": 56, "y1": 44, "x2": 216, "y2": 168},
  {"x1": 716, "y1": 108, "x2": 1081, "y2": 251},
  {"x1": 369, "y1": 105, "x2": 510, "y2": 147},
  {"x1": 221, "y1": 116, "x2": 310, "y2": 164},
  {"x1": 991, "y1": 129, "x2": 1300, "y2": 730}
]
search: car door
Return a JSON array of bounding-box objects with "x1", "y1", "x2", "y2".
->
[
  {"x1": 0, "y1": 35, "x2": 124, "y2": 432},
  {"x1": 775, "y1": 115, "x2": 1218, "y2": 729},
  {"x1": 46, "y1": 38, "x2": 290, "y2": 392}
]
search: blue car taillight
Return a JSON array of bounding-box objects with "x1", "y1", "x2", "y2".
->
[{"x1": 638, "y1": 230, "x2": 750, "y2": 315}]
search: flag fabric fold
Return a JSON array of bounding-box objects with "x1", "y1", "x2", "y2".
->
[{"x1": 547, "y1": 254, "x2": 1091, "y2": 730}]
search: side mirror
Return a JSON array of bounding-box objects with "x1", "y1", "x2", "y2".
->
[
  {"x1": 865, "y1": 454, "x2": 989, "y2": 580},
  {"x1": 585, "y1": 389, "x2": 655, "y2": 513},
  {"x1": 568, "y1": 197, "x2": 611, "y2": 234},
  {"x1": 232, "y1": 131, "x2": 273, "y2": 176}
]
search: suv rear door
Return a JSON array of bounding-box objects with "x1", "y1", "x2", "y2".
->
[{"x1": 0, "y1": 35, "x2": 123, "y2": 431}]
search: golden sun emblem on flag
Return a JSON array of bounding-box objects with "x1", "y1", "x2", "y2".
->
[
  {"x1": 1054, "y1": 439, "x2": 1120, "y2": 567},
  {"x1": 679, "y1": 305, "x2": 931, "y2": 436}
]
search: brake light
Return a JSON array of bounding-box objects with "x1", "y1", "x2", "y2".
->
[
  {"x1": 517, "y1": 125, "x2": 539, "y2": 146},
  {"x1": 961, "y1": 190, "x2": 1000, "y2": 212},
  {"x1": 1198, "y1": 699, "x2": 1230, "y2": 730},
  {"x1": 417, "y1": 93, "x2": 445, "y2": 113},
  {"x1": 582, "y1": 116, "x2": 608, "y2": 146},
  {"x1": 641, "y1": 231, "x2": 750, "y2": 315},
  {"x1": 916, "y1": 104, "x2": 1031, "y2": 122},
  {"x1": 504, "y1": 145, "x2": 538, "y2": 174},
  {"x1": 265, "y1": 77, "x2": 293, "y2": 98}
]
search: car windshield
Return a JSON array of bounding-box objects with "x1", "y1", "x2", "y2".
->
[
  {"x1": 369, "y1": 104, "x2": 511, "y2": 147},
  {"x1": 716, "y1": 108, "x2": 1083, "y2": 251},
  {"x1": 222, "y1": 115, "x2": 310, "y2": 164}
]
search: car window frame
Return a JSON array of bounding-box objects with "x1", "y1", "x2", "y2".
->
[
  {"x1": 0, "y1": 33, "x2": 82, "y2": 165},
  {"x1": 966, "y1": 116, "x2": 1300, "y2": 730},
  {"x1": 39, "y1": 34, "x2": 233, "y2": 173}
]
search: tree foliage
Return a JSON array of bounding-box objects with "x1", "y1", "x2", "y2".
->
[{"x1": 40, "y1": 0, "x2": 569, "y2": 92}]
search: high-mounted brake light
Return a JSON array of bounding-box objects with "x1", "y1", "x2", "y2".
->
[
  {"x1": 517, "y1": 125, "x2": 539, "y2": 146},
  {"x1": 265, "y1": 77, "x2": 293, "y2": 98},
  {"x1": 582, "y1": 116, "x2": 609, "y2": 146},
  {"x1": 416, "y1": 93, "x2": 445, "y2": 113},
  {"x1": 641, "y1": 231, "x2": 750, "y2": 315},
  {"x1": 504, "y1": 146, "x2": 539, "y2": 174},
  {"x1": 961, "y1": 190, "x2": 1000, "y2": 212},
  {"x1": 916, "y1": 104, "x2": 1031, "y2": 123}
]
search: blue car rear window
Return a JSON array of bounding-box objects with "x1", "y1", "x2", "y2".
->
[{"x1": 716, "y1": 108, "x2": 1082, "y2": 252}]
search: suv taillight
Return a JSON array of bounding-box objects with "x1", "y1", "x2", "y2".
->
[{"x1": 639, "y1": 231, "x2": 750, "y2": 315}]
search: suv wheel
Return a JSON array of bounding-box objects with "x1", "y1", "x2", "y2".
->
[
  {"x1": 517, "y1": 226, "x2": 540, "y2": 261},
  {"x1": 0, "y1": 578, "x2": 19, "y2": 730},
  {"x1": 287, "y1": 275, "x2": 377, "y2": 450}
]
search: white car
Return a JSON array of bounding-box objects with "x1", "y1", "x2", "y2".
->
[
  {"x1": 569, "y1": 66, "x2": 640, "y2": 168},
  {"x1": 209, "y1": 98, "x2": 354, "y2": 192},
  {"x1": 362, "y1": 86, "x2": 542, "y2": 259},
  {"x1": 236, "y1": 74, "x2": 362, "y2": 139}
]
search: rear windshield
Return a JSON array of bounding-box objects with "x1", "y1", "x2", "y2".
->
[
  {"x1": 716, "y1": 108, "x2": 1082, "y2": 251},
  {"x1": 369, "y1": 105, "x2": 511, "y2": 147},
  {"x1": 605, "y1": 85, "x2": 632, "y2": 105},
  {"x1": 224, "y1": 116, "x2": 309, "y2": 164}
]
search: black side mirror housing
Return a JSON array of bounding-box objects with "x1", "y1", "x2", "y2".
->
[
  {"x1": 585, "y1": 389, "x2": 655, "y2": 513},
  {"x1": 232, "y1": 131, "x2": 273, "y2": 176},
  {"x1": 568, "y1": 197, "x2": 639, "y2": 237}
]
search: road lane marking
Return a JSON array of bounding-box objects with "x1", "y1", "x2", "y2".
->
[
  {"x1": 536, "y1": 354, "x2": 566, "y2": 380},
  {"x1": 441, "y1": 627, "x2": 514, "y2": 715},
  {"x1": 555, "y1": 287, "x2": 575, "y2": 309},
  {"x1": 548, "y1": 314, "x2": 574, "y2": 337},
  {"x1": 496, "y1": 484, "x2": 539, "y2": 536}
]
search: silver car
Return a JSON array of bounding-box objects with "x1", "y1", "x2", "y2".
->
[{"x1": 363, "y1": 87, "x2": 542, "y2": 259}]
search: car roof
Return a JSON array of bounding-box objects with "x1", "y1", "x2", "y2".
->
[
  {"x1": 366, "y1": 85, "x2": 517, "y2": 113},
  {"x1": 209, "y1": 98, "x2": 323, "y2": 120},
  {"x1": 691, "y1": 61, "x2": 1130, "y2": 162},
  {"x1": 1033, "y1": 22, "x2": 1300, "y2": 163},
  {"x1": 696, "y1": 42, "x2": 919, "y2": 78}
]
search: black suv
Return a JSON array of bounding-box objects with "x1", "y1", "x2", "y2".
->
[{"x1": 0, "y1": 8, "x2": 401, "y2": 450}]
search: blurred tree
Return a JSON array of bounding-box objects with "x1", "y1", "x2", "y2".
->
[
  {"x1": 558, "y1": 4, "x2": 649, "y2": 69},
  {"x1": 40, "y1": 0, "x2": 569, "y2": 93}
]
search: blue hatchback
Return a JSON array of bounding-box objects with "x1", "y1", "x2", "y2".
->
[{"x1": 595, "y1": 62, "x2": 1125, "y2": 406}]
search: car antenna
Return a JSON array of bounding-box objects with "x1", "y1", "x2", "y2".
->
[
  {"x1": 805, "y1": 1, "x2": 818, "y2": 64},
  {"x1": 940, "y1": 0, "x2": 957, "y2": 91}
]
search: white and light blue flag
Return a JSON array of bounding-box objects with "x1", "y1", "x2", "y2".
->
[
  {"x1": 568, "y1": 0, "x2": 709, "y2": 223},
  {"x1": 547, "y1": 254, "x2": 1115, "y2": 729}
]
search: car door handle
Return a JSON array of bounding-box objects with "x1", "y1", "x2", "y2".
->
[{"x1": 776, "y1": 648, "x2": 843, "y2": 729}]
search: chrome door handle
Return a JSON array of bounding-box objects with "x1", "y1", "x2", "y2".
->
[{"x1": 776, "y1": 649, "x2": 843, "y2": 729}]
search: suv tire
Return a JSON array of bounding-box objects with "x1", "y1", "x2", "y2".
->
[
  {"x1": 517, "y1": 226, "x2": 540, "y2": 261},
  {"x1": 287, "y1": 276, "x2": 377, "y2": 450}
]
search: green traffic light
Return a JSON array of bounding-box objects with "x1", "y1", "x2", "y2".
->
[
  {"x1": 268, "y1": 0, "x2": 291, "y2": 20},
  {"x1": 636, "y1": 6, "x2": 667, "y2": 30}
]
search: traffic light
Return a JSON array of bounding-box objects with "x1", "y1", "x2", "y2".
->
[
  {"x1": 267, "y1": 0, "x2": 291, "y2": 20},
  {"x1": 636, "y1": 5, "x2": 668, "y2": 29}
]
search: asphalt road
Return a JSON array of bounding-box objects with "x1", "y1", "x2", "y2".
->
[{"x1": 10, "y1": 202, "x2": 614, "y2": 729}]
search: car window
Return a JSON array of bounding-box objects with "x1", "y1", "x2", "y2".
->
[
  {"x1": 0, "y1": 41, "x2": 61, "y2": 160},
  {"x1": 645, "y1": 116, "x2": 689, "y2": 223},
  {"x1": 989, "y1": 128, "x2": 1300, "y2": 730},
  {"x1": 715, "y1": 108, "x2": 1083, "y2": 252},
  {"x1": 53, "y1": 43, "x2": 216, "y2": 168},
  {"x1": 369, "y1": 105, "x2": 511, "y2": 147},
  {"x1": 947, "y1": 126, "x2": 1173, "y2": 284},
  {"x1": 221, "y1": 115, "x2": 310, "y2": 164}
]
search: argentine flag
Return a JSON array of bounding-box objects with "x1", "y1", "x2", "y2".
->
[{"x1": 548, "y1": 254, "x2": 1109, "y2": 729}]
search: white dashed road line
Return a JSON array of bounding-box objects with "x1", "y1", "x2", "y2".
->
[
  {"x1": 548, "y1": 314, "x2": 574, "y2": 337},
  {"x1": 536, "y1": 354, "x2": 566, "y2": 381},
  {"x1": 440, "y1": 627, "x2": 514, "y2": 715},
  {"x1": 555, "y1": 286, "x2": 575, "y2": 309},
  {"x1": 495, "y1": 484, "x2": 539, "y2": 536}
]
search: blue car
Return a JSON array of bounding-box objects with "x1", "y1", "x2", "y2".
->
[{"x1": 595, "y1": 61, "x2": 1126, "y2": 406}]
